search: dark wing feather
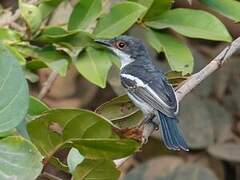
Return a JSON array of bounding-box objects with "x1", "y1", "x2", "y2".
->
[{"x1": 121, "y1": 74, "x2": 178, "y2": 117}]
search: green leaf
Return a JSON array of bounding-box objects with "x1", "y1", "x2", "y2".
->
[
  {"x1": 201, "y1": 0, "x2": 240, "y2": 22},
  {"x1": 49, "y1": 157, "x2": 69, "y2": 172},
  {"x1": 0, "y1": 136, "x2": 43, "y2": 180},
  {"x1": 128, "y1": 0, "x2": 154, "y2": 9},
  {"x1": 165, "y1": 71, "x2": 189, "y2": 87},
  {"x1": 27, "y1": 109, "x2": 87, "y2": 156},
  {"x1": 67, "y1": 148, "x2": 84, "y2": 173},
  {"x1": 19, "y1": 2, "x2": 42, "y2": 33},
  {"x1": 38, "y1": 0, "x2": 63, "y2": 19},
  {"x1": 36, "y1": 26, "x2": 93, "y2": 45},
  {"x1": 8, "y1": 46, "x2": 26, "y2": 65},
  {"x1": 27, "y1": 109, "x2": 139, "y2": 161},
  {"x1": 73, "y1": 139, "x2": 139, "y2": 159},
  {"x1": 35, "y1": 26, "x2": 94, "y2": 54},
  {"x1": 75, "y1": 47, "x2": 112, "y2": 88},
  {"x1": 68, "y1": 0, "x2": 102, "y2": 30},
  {"x1": 112, "y1": 110, "x2": 143, "y2": 129},
  {"x1": 0, "y1": 129, "x2": 16, "y2": 138},
  {"x1": 73, "y1": 159, "x2": 120, "y2": 180},
  {"x1": 17, "y1": 89, "x2": 49, "y2": 139},
  {"x1": 33, "y1": 47, "x2": 69, "y2": 76},
  {"x1": 0, "y1": 43, "x2": 29, "y2": 133},
  {"x1": 0, "y1": 28, "x2": 20, "y2": 43},
  {"x1": 28, "y1": 96, "x2": 49, "y2": 117},
  {"x1": 127, "y1": 0, "x2": 154, "y2": 18},
  {"x1": 145, "y1": 8, "x2": 232, "y2": 42},
  {"x1": 96, "y1": 95, "x2": 143, "y2": 128},
  {"x1": 143, "y1": 0, "x2": 172, "y2": 20},
  {"x1": 18, "y1": 45, "x2": 70, "y2": 76},
  {"x1": 96, "y1": 95, "x2": 139, "y2": 121},
  {"x1": 145, "y1": 29, "x2": 193, "y2": 74},
  {"x1": 94, "y1": 2, "x2": 146, "y2": 38},
  {"x1": 23, "y1": 69, "x2": 39, "y2": 83}
]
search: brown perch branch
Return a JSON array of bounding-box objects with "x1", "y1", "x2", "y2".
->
[{"x1": 115, "y1": 37, "x2": 240, "y2": 168}]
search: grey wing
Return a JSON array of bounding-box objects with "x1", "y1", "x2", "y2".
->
[{"x1": 121, "y1": 75, "x2": 178, "y2": 117}]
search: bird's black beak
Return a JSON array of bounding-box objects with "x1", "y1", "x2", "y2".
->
[{"x1": 94, "y1": 39, "x2": 112, "y2": 47}]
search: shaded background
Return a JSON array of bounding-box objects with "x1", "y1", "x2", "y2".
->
[{"x1": 1, "y1": 0, "x2": 240, "y2": 179}]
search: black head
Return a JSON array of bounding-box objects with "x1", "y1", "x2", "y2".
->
[{"x1": 95, "y1": 35, "x2": 150, "y2": 67}]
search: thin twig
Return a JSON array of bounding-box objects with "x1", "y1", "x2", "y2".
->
[
  {"x1": 38, "y1": 71, "x2": 58, "y2": 100},
  {"x1": 10, "y1": 22, "x2": 26, "y2": 32},
  {"x1": 114, "y1": 37, "x2": 240, "y2": 168},
  {"x1": 176, "y1": 37, "x2": 240, "y2": 101}
]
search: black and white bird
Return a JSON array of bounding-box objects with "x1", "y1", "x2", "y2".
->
[{"x1": 96, "y1": 35, "x2": 188, "y2": 151}]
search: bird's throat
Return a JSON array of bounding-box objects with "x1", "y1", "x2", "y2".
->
[{"x1": 109, "y1": 47, "x2": 134, "y2": 69}]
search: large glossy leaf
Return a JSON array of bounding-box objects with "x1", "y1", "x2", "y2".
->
[
  {"x1": 27, "y1": 109, "x2": 139, "y2": 160},
  {"x1": 165, "y1": 71, "x2": 189, "y2": 87},
  {"x1": 127, "y1": 0, "x2": 153, "y2": 18},
  {"x1": 16, "y1": 45, "x2": 70, "y2": 76},
  {"x1": 30, "y1": 47, "x2": 69, "y2": 76},
  {"x1": 24, "y1": 68, "x2": 39, "y2": 83},
  {"x1": 145, "y1": 29, "x2": 193, "y2": 74},
  {"x1": 128, "y1": 0, "x2": 154, "y2": 10},
  {"x1": 36, "y1": 27, "x2": 93, "y2": 44},
  {"x1": 201, "y1": 0, "x2": 240, "y2": 22},
  {"x1": 73, "y1": 139, "x2": 139, "y2": 159},
  {"x1": 94, "y1": 2, "x2": 146, "y2": 38},
  {"x1": 17, "y1": 94, "x2": 49, "y2": 139},
  {"x1": 96, "y1": 95, "x2": 144, "y2": 128},
  {"x1": 8, "y1": 46, "x2": 26, "y2": 65},
  {"x1": 35, "y1": 26, "x2": 94, "y2": 54},
  {"x1": 143, "y1": 0, "x2": 172, "y2": 20},
  {"x1": 28, "y1": 96, "x2": 49, "y2": 117},
  {"x1": 0, "y1": 136, "x2": 43, "y2": 180},
  {"x1": 145, "y1": 8, "x2": 232, "y2": 42},
  {"x1": 68, "y1": 0, "x2": 102, "y2": 30},
  {"x1": 19, "y1": 2, "x2": 42, "y2": 33},
  {"x1": 96, "y1": 95, "x2": 139, "y2": 121},
  {"x1": 73, "y1": 159, "x2": 120, "y2": 180},
  {"x1": 75, "y1": 47, "x2": 112, "y2": 88},
  {"x1": 27, "y1": 109, "x2": 107, "y2": 156},
  {"x1": 0, "y1": 43, "x2": 29, "y2": 132}
]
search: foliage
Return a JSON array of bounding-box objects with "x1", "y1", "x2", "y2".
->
[{"x1": 0, "y1": 0, "x2": 240, "y2": 179}]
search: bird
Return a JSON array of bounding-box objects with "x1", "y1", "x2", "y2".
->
[{"x1": 95, "y1": 35, "x2": 189, "y2": 151}]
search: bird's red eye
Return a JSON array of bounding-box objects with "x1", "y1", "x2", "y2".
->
[{"x1": 116, "y1": 41, "x2": 126, "y2": 49}]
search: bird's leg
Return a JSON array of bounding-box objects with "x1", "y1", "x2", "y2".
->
[
  {"x1": 138, "y1": 113, "x2": 155, "y2": 129},
  {"x1": 139, "y1": 114, "x2": 160, "y2": 144}
]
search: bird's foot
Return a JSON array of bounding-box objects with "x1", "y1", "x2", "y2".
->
[{"x1": 142, "y1": 121, "x2": 159, "y2": 144}]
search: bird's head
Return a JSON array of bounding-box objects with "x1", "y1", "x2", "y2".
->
[{"x1": 95, "y1": 35, "x2": 150, "y2": 68}]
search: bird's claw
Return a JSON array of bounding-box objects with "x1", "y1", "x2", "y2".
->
[{"x1": 142, "y1": 136, "x2": 148, "y2": 144}]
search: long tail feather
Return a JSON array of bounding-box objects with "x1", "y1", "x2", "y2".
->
[{"x1": 157, "y1": 111, "x2": 189, "y2": 151}]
